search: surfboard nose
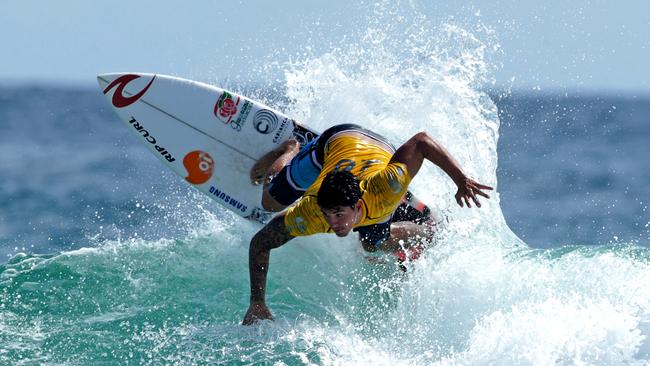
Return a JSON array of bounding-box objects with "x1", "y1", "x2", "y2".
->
[
  {"x1": 97, "y1": 73, "x2": 124, "y2": 88},
  {"x1": 97, "y1": 73, "x2": 157, "y2": 109},
  {"x1": 97, "y1": 73, "x2": 155, "y2": 89},
  {"x1": 98, "y1": 73, "x2": 116, "y2": 89}
]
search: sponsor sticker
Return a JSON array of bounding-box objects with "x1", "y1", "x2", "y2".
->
[
  {"x1": 183, "y1": 150, "x2": 214, "y2": 184},
  {"x1": 103, "y1": 74, "x2": 156, "y2": 108},
  {"x1": 209, "y1": 186, "x2": 247, "y2": 213},
  {"x1": 128, "y1": 116, "x2": 175, "y2": 163},
  {"x1": 214, "y1": 91, "x2": 240, "y2": 123},
  {"x1": 253, "y1": 109, "x2": 279, "y2": 135},
  {"x1": 213, "y1": 92, "x2": 252, "y2": 131},
  {"x1": 272, "y1": 117, "x2": 293, "y2": 144},
  {"x1": 230, "y1": 100, "x2": 252, "y2": 131}
]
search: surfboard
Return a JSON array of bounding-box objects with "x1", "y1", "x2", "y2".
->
[{"x1": 97, "y1": 73, "x2": 319, "y2": 222}]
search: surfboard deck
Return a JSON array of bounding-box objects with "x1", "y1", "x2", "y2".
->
[{"x1": 97, "y1": 73, "x2": 319, "y2": 222}]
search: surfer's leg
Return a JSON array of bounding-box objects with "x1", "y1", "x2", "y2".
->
[
  {"x1": 366, "y1": 221, "x2": 434, "y2": 253},
  {"x1": 260, "y1": 190, "x2": 288, "y2": 212},
  {"x1": 261, "y1": 138, "x2": 324, "y2": 211},
  {"x1": 358, "y1": 192, "x2": 437, "y2": 269},
  {"x1": 388, "y1": 192, "x2": 439, "y2": 264},
  {"x1": 250, "y1": 138, "x2": 300, "y2": 185},
  {"x1": 392, "y1": 192, "x2": 438, "y2": 241},
  {"x1": 388, "y1": 221, "x2": 435, "y2": 248}
]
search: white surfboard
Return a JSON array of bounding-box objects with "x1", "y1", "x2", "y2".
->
[{"x1": 97, "y1": 73, "x2": 319, "y2": 222}]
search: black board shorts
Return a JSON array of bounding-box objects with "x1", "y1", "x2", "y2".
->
[{"x1": 354, "y1": 191, "x2": 432, "y2": 248}]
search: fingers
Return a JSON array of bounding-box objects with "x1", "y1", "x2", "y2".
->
[
  {"x1": 474, "y1": 189, "x2": 490, "y2": 199},
  {"x1": 467, "y1": 180, "x2": 493, "y2": 201},
  {"x1": 470, "y1": 191, "x2": 481, "y2": 208},
  {"x1": 456, "y1": 177, "x2": 494, "y2": 208},
  {"x1": 456, "y1": 189, "x2": 485, "y2": 208},
  {"x1": 474, "y1": 183, "x2": 494, "y2": 190},
  {"x1": 457, "y1": 191, "x2": 473, "y2": 208},
  {"x1": 467, "y1": 180, "x2": 492, "y2": 196},
  {"x1": 242, "y1": 305, "x2": 274, "y2": 325}
]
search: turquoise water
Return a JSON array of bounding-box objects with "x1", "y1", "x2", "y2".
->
[
  {"x1": 2, "y1": 216, "x2": 649, "y2": 364},
  {"x1": 2, "y1": 2, "x2": 650, "y2": 365}
]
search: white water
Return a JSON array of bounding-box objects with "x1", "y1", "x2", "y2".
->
[
  {"x1": 2, "y1": 2, "x2": 649, "y2": 365},
  {"x1": 236, "y1": 2, "x2": 650, "y2": 364}
]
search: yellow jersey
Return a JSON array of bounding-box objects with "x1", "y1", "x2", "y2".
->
[{"x1": 284, "y1": 131, "x2": 412, "y2": 236}]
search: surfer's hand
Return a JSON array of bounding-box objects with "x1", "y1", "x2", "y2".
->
[
  {"x1": 242, "y1": 302, "x2": 274, "y2": 325},
  {"x1": 455, "y1": 177, "x2": 493, "y2": 208}
]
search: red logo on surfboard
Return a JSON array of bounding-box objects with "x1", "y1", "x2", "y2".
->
[
  {"x1": 183, "y1": 150, "x2": 215, "y2": 185},
  {"x1": 103, "y1": 74, "x2": 156, "y2": 108},
  {"x1": 214, "y1": 91, "x2": 240, "y2": 123}
]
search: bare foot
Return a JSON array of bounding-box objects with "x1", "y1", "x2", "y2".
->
[{"x1": 250, "y1": 139, "x2": 300, "y2": 185}]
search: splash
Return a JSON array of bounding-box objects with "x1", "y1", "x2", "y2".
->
[
  {"x1": 279, "y1": 0, "x2": 511, "y2": 244},
  {"x1": 254, "y1": 1, "x2": 650, "y2": 364},
  {"x1": 1, "y1": 1, "x2": 649, "y2": 365}
]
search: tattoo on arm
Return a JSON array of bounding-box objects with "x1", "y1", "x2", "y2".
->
[{"x1": 249, "y1": 213, "x2": 294, "y2": 303}]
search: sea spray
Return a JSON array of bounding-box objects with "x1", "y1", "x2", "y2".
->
[{"x1": 1, "y1": 1, "x2": 649, "y2": 365}]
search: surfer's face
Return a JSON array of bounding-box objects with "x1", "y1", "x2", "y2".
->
[{"x1": 319, "y1": 201, "x2": 363, "y2": 237}]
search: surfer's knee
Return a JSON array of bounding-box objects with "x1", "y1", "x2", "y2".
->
[
  {"x1": 282, "y1": 138, "x2": 300, "y2": 152},
  {"x1": 261, "y1": 188, "x2": 288, "y2": 212}
]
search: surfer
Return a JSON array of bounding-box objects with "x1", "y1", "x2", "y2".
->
[{"x1": 243, "y1": 124, "x2": 492, "y2": 325}]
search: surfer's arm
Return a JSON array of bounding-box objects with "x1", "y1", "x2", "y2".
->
[
  {"x1": 243, "y1": 212, "x2": 294, "y2": 325},
  {"x1": 390, "y1": 132, "x2": 493, "y2": 207}
]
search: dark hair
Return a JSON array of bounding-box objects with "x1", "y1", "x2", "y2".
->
[{"x1": 317, "y1": 170, "x2": 362, "y2": 209}]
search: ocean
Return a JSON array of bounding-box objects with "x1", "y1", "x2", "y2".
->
[{"x1": 2, "y1": 7, "x2": 650, "y2": 366}]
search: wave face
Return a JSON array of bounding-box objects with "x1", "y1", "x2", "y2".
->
[{"x1": 1, "y1": 2, "x2": 649, "y2": 365}]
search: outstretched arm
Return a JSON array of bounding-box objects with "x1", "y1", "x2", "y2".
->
[
  {"x1": 242, "y1": 212, "x2": 294, "y2": 325},
  {"x1": 391, "y1": 132, "x2": 493, "y2": 207}
]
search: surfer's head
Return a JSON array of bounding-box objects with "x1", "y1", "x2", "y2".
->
[{"x1": 317, "y1": 170, "x2": 363, "y2": 237}]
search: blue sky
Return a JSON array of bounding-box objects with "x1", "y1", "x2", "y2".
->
[{"x1": 1, "y1": 0, "x2": 648, "y2": 92}]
